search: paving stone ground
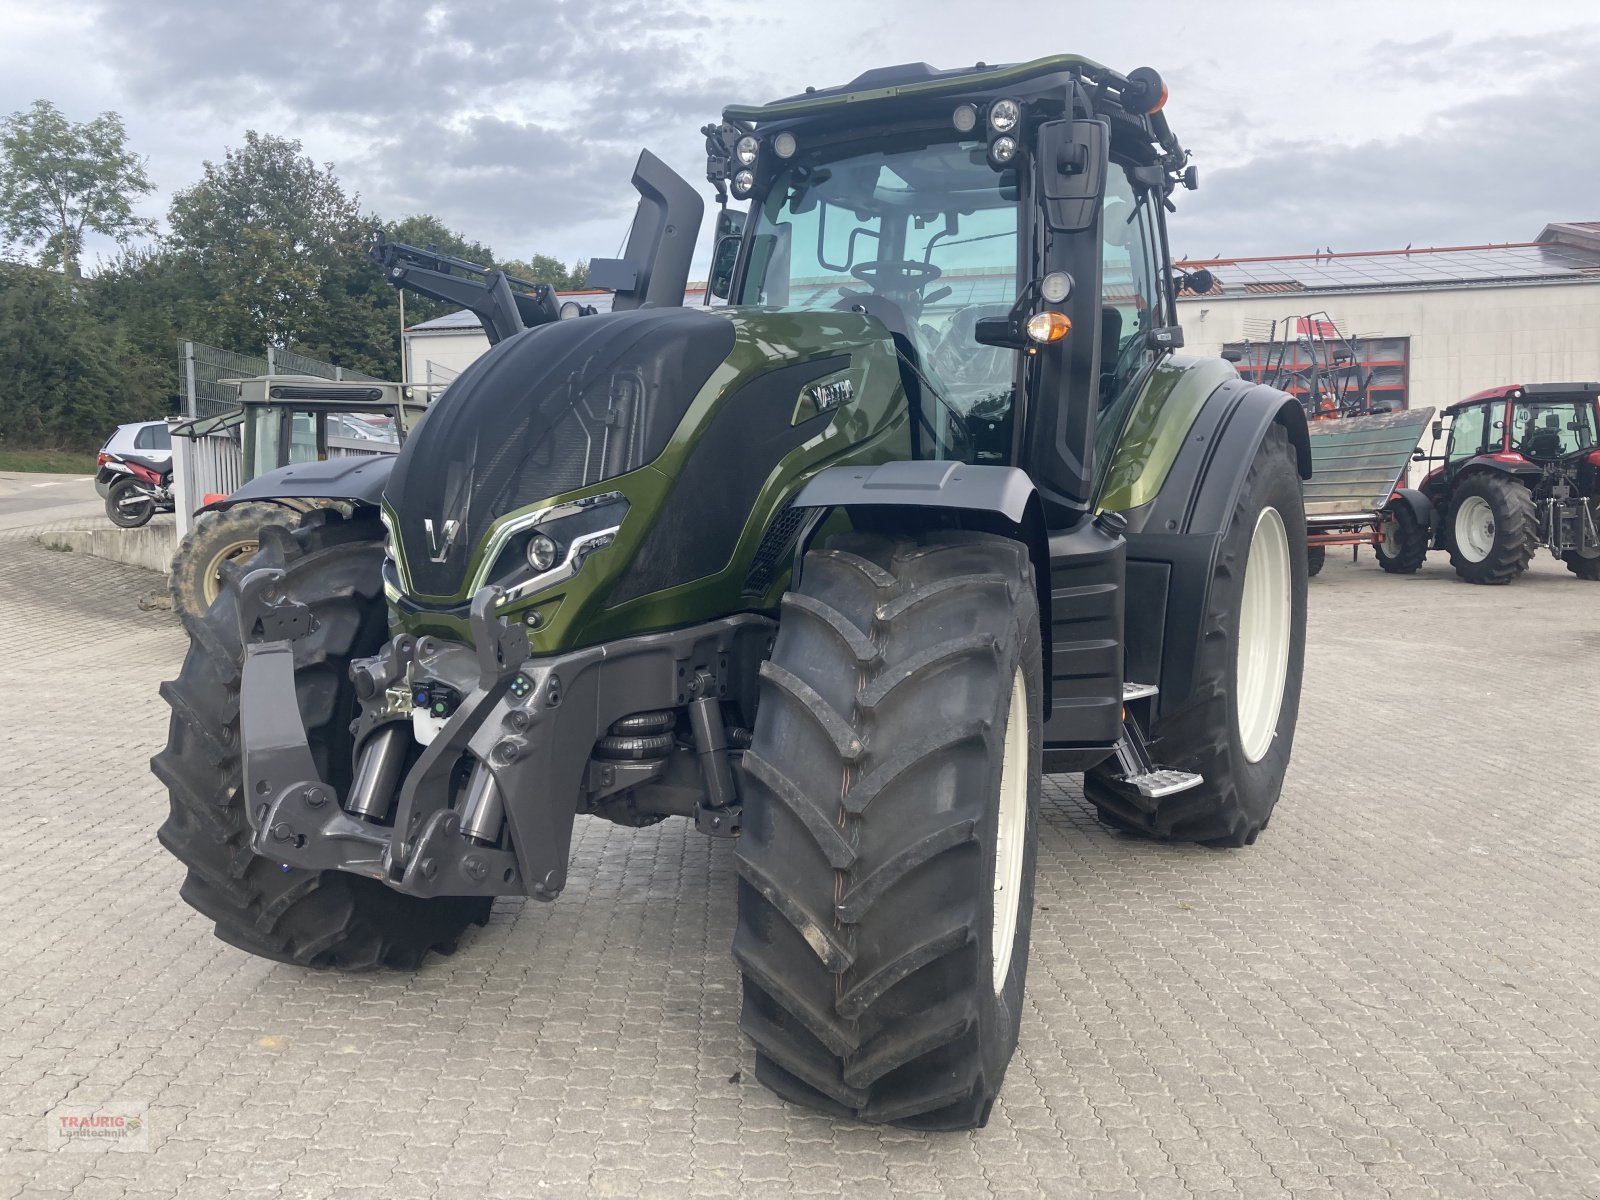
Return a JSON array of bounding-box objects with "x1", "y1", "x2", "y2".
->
[{"x1": 1, "y1": 527, "x2": 1597, "y2": 1199}]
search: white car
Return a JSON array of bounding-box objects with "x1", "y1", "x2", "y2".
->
[{"x1": 96, "y1": 421, "x2": 172, "y2": 496}]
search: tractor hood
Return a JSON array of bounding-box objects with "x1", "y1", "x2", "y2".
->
[
  {"x1": 387, "y1": 307, "x2": 735, "y2": 599},
  {"x1": 385, "y1": 305, "x2": 902, "y2": 603}
]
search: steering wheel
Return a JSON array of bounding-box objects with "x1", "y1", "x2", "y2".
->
[{"x1": 849, "y1": 259, "x2": 943, "y2": 289}]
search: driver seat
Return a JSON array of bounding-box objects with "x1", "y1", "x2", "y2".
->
[{"x1": 1523, "y1": 415, "x2": 1564, "y2": 460}]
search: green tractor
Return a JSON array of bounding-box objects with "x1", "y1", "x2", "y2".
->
[{"x1": 154, "y1": 55, "x2": 1310, "y2": 1130}]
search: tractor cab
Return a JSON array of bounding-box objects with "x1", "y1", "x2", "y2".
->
[
  {"x1": 1430, "y1": 383, "x2": 1599, "y2": 487},
  {"x1": 706, "y1": 56, "x2": 1210, "y2": 523}
]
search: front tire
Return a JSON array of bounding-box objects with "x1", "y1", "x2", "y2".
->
[
  {"x1": 1447, "y1": 473, "x2": 1535, "y2": 584},
  {"x1": 735, "y1": 530, "x2": 1042, "y2": 1130},
  {"x1": 1086, "y1": 422, "x2": 1308, "y2": 846},
  {"x1": 151, "y1": 510, "x2": 491, "y2": 969},
  {"x1": 106, "y1": 478, "x2": 155, "y2": 528},
  {"x1": 1375, "y1": 501, "x2": 1428, "y2": 574}
]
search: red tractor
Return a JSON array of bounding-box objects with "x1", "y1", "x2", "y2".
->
[{"x1": 1416, "y1": 383, "x2": 1600, "y2": 583}]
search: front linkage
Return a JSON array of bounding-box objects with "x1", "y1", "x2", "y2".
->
[{"x1": 234, "y1": 565, "x2": 772, "y2": 903}]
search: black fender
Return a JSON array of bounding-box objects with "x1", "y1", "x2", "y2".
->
[
  {"x1": 202, "y1": 455, "x2": 395, "y2": 514},
  {"x1": 792, "y1": 460, "x2": 1051, "y2": 679},
  {"x1": 1385, "y1": 486, "x2": 1433, "y2": 527},
  {"x1": 790, "y1": 461, "x2": 1125, "y2": 745},
  {"x1": 1455, "y1": 458, "x2": 1542, "y2": 483},
  {"x1": 1121, "y1": 380, "x2": 1309, "y2": 719}
]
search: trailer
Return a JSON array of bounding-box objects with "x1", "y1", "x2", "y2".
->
[{"x1": 1303, "y1": 407, "x2": 1435, "y2": 576}]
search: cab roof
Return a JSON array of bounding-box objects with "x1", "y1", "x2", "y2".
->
[{"x1": 723, "y1": 54, "x2": 1107, "y2": 123}]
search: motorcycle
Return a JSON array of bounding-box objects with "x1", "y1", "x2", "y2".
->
[{"x1": 102, "y1": 452, "x2": 175, "y2": 528}]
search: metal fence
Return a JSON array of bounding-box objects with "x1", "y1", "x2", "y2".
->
[{"x1": 178, "y1": 341, "x2": 380, "y2": 418}]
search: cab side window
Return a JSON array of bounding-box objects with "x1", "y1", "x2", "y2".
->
[
  {"x1": 1446, "y1": 406, "x2": 1488, "y2": 461},
  {"x1": 1099, "y1": 167, "x2": 1165, "y2": 407}
]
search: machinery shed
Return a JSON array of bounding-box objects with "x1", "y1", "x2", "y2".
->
[{"x1": 1177, "y1": 221, "x2": 1600, "y2": 415}]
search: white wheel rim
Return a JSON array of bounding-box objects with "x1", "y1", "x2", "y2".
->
[
  {"x1": 991, "y1": 667, "x2": 1028, "y2": 994},
  {"x1": 1380, "y1": 519, "x2": 1399, "y2": 558},
  {"x1": 1235, "y1": 507, "x2": 1292, "y2": 764},
  {"x1": 1455, "y1": 495, "x2": 1495, "y2": 562}
]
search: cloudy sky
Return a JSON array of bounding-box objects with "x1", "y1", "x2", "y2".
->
[{"x1": 3, "y1": 0, "x2": 1597, "y2": 275}]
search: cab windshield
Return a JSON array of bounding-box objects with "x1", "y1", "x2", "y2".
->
[
  {"x1": 738, "y1": 138, "x2": 1021, "y2": 457},
  {"x1": 1511, "y1": 400, "x2": 1595, "y2": 459}
]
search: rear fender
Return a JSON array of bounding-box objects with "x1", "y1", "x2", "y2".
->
[
  {"x1": 1385, "y1": 487, "x2": 1433, "y2": 528},
  {"x1": 1120, "y1": 382, "x2": 1308, "y2": 718}
]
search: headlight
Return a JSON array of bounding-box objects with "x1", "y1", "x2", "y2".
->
[
  {"x1": 989, "y1": 136, "x2": 1018, "y2": 165},
  {"x1": 526, "y1": 533, "x2": 558, "y2": 572},
  {"x1": 1040, "y1": 271, "x2": 1073, "y2": 304},
  {"x1": 383, "y1": 529, "x2": 395, "y2": 560},
  {"x1": 773, "y1": 131, "x2": 797, "y2": 159},
  {"x1": 731, "y1": 169, "x2": 755, "y2": 198},
  {"x1": 988, "y1": 98, "x2": 1021, "y2": 134},
  {"x1": 735, "y1": 135, "x2": 759, "y2": 166},
  {"x1": 558, "y1": 301, "x2": 582, "y2": 320}
]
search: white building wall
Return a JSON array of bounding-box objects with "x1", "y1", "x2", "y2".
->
[
  {"x1": 404, "y1": 331, "x2": 490, "y2": 391},
  {"x1": 1179, "y1": 280, "x2": 1600, "y2": 414}
]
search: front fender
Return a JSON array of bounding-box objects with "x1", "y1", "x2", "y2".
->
[{"x1": 204, "y1": 455, "x2": 395, "y2": 514}]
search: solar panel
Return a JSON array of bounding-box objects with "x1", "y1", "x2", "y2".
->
[{"x1": 1190, "y1": 239, "x2": 1600, "y2": 297}]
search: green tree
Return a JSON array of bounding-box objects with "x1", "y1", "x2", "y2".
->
[
  {"x1": 0, "y1": 261, "x2": 166, "y2": 447},
  {"x1": 0, "y1": 100, "x2": 155, "y2": 280},
  {"x1": 165, "y1": 131, "x2": 365, "y2": 352},
  {"x1": 500, "y1": 253, "x2": 588, "y2": 291}
]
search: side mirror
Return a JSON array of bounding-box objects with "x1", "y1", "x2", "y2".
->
[
  {"x1": 1177, "y1": 267, "x2": 1215, "y2": 295},
  {"x1": 1036, "y1": 118, "x2": 1108, "y2": 233},
  {"x1": 974, "y1": 316, "x2": 1026, "y2": 349},
  {"x1": 1220, "y1": 348, "x2": 1244, "y2": 363},
  {"x1": 1432, "y1": 419, "x2": 1443, "y2": 440},
  {"x1": 709, "y1": 235, "x2": 741, "y2": 300}
]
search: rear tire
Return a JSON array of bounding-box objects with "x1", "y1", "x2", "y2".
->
[
  {"x1": 735, "y1": 529, "x2": 1042, "y2": 1130},
  {"x1": 169, "y1": 503, "x2": 302, "y2": 635},
  {"x1": 1305, "y1": 545, "x2": 1325, "y2": 577},
  {"x1": 151, "y1": 510, "x2": 491, "y2": 969},
  {"x1": 106, "y1": 478, "x2": 155, "y2": 528},
  {"x1": 1564, "y1": 550, "x2": 1600, "y2": 580},
  {"x1": 1086, "y1": 422, "x2": 1307, "y2": 846},
  {"x1": 1446, "y1": 473, "x2": 1535, "y2": 584},
  {"x1": 1375, "y1": 502, "x2": 1428, "y2": 574}
]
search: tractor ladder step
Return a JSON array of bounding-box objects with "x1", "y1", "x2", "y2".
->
[
  {"x1": 1113, "y1": 682, "x2": 1204, "y2": 799},
  {"x1": 1119, "y1": 767, "x2": 1205, "y2": 799}
]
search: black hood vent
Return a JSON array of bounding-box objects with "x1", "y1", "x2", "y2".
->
[{"x1": 387, "y1": 308, "x2": 734, "y2": 599}]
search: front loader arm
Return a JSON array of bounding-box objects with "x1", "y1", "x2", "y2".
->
[{"x1": 372, "y1": 234, "x2": 559, "y2": 345}]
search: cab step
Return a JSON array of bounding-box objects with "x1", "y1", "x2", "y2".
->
[{"x1": 1112, "y1": 682, "x2": 1204, "y2": 799}]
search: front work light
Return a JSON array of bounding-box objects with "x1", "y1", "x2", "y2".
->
[
  {"x1": 558, "y1": 301, "x2": 582, "y2": 320},
  {"x1": 735, "y1": 135, "x2": 760, "y2": 166},
  {"x1": 1040, "y1": 272, "x2": 1073, "y2": 304},
  {"x1": 731, "y1": 169, "x2": 755, "y2": 197},
  {"x1": 952, "y1": 103, "x2": 978, "y2": 133},
  {"x1": 988, "y1": 98, "x2": 1021, "y2": 134},
  {"x1": 989, "y1": 136, "x2": 1018, "y2": 165},
  {"x1": 773, "y1": 131, "x2": 797, "y2": 159},
  {"x1": 527, "y1": 533, "x2": 558, "y2": 572},
  {"x1": 1025, "y1": 311, "x2": 1072, "y2": 344}
]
